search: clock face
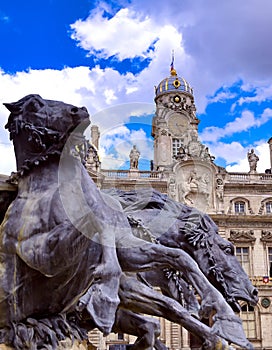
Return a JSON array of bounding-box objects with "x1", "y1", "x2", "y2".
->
[{"x1": 168, "y1": 114, "x2": 188, "y2": 135}]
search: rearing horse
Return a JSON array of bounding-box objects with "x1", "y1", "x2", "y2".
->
[{"x1": 0, "y1": 95, "x2": 256, "y2": 349}]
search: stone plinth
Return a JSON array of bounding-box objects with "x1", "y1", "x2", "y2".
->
[
  {"x1": 0, "y1": 340, "x2": 90, "y2": 350},
  {"x1": 129, "y1": 169, "x2": 140, "y2": 178}
]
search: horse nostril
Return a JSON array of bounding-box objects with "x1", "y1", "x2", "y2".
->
[{"x1": 71, "y1": 107, "x2": 79, "y2": 114}]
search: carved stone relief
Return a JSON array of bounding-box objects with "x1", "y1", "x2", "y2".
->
[
  {"x1": 258, "y1": 198, "x2": 272, "y2": 215},
  {"x1": 215, "y1": 176, "x2": 225, "y2": 213},
  {"x1": 85, "y1": 144, "x2": 101, "y2": 173},
  {"x1": 176, "y1": 164, "x2": 214, "y2": 211},
  {"x1": 168, "y1": 177, "x2": 177, "y2": 200},
  {"x1": 261, "y1": 230, "x2": 272, "y2": 243},
  {"x1": 229, "y1": 230, "x2": 256, "y2": 244}
]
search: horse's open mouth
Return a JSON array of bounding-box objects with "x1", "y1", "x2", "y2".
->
[
  {"x1": 228, "y1": 298, "x2": 242, "y2": 312},
  {"x1": 228, "y1": 292, "x2": 258, "y2": 312}
]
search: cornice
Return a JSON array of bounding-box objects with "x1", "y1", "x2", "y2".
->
[
  {"x1": 224, "y1": 183, "x2": 272, "y2": 192},
  {"x1": 0, "y1": 179, "x2": 17, "y2": 192},
  {"x1": 211, "y1": 214, "x2": 272, "y2": 228}
]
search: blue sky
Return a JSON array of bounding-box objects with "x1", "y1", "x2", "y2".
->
[{"x1": 0, "y1": 0, "x2": 272, "y2": 174}]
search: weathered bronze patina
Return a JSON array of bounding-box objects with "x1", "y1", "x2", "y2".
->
[{"x1": 0, "y1": 95, "x2": 258, "y2": 350}]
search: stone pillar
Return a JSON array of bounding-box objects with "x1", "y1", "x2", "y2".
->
[
  {"x1": 170, "y1": 323, "x2": 181, "y2": 349},
  {"x1": 268, "y1": 137, "x2": 272, "y2": 170},
  {"x1": 155, "y1": 129, "x2": 172, "y2": 170},
  {"x1": 91, "y1": 125, "x2": 100, "y2": 150},
  {"x1": 181, "y1": 328, "x2": 191, "y2": 349}
]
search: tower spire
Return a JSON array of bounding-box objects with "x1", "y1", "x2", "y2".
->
[{"x1": 170, "y1": 50, "x2": 177, "y2": 76}]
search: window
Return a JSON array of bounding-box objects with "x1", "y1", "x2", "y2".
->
[
  {"x1": 234, "y1": 201, "x2": 245, "y2": 214},
  {"x1": 266, "y1": 201, "x2": 272, "y2": 214},
  {"x1": 236, "y1": 247, "x2": 250, "y2": 275},
  {"x1": 268, "y1": 247, "x2": 272, "y2": 277},
  {"x1": 240, "y1": 304, "x2": 256, "y2": 339},
  {"x1": 117, "y1": 333, "x2": 124, "y2": 340},
  {"x1": 172, "y1": 138, "x2": 183, "y2": 157}
]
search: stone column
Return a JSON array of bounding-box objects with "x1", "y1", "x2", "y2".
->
[
  {"x1": 268, "y1": 137, "x2": 272, "y2": 171},
  {"x1": 181, "y1": 328, "x2": 191, "y2": 349}
]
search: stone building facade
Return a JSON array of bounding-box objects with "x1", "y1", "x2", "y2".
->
[
  {"x1": 85, "y1": 68, "x2": 272, "y2": 349},
  {"x1": 0, "y1": 68, "x2": 271, "y2": 349}
]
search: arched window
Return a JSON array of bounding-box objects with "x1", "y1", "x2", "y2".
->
[
  {"x1": 234, "y1": 201, "x2": 245, "y2": 214},
  {"x1": 240, "y1": 304, "x2": 257, "y2": 339},
  {"x1": 266, "y1": 201, "x2": 272, "y2": 214}
]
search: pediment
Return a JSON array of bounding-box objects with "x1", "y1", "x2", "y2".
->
[
  {"x1": 261, "y1": 230, "x2": 272, "y2": 243},
  {"x1": 229, "y1": 230, "x2": 256, "y2": 244}
]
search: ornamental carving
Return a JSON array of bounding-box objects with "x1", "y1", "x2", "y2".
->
[
  {"x1": 260, "y1": 230, "x2": 272, "y2": 243},
  {"x1": 161, "y1": 129, "x2": 168, "y2": 136},
  {"x1": 229, "y1": 230, "x2": 256, "y2": 244},
  {"x1": 216, "y1": 177, "x2": 224, "y2": 202},
  {"x1": 258, "y1": 198, "x2": 272, "y2": 215},
  {"x1": 258, "y1": 201, "x2": 265, "y2": 215}
]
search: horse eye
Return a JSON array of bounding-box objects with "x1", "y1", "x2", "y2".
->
[{"x1": 224, "y1": 247, "x2": 233, "y2": 255}]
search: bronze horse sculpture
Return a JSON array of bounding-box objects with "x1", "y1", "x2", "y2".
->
[
  {"x1": 104, "y1": 188, "x2": 259, "y2": 349},
  {"x1": 0, "y1": 95, "x2": 257, "y2": 349},
  {"x1": 107, "y1": 187, "x2": 258, "y2": 313}
]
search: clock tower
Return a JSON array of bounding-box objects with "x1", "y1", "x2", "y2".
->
[
  {"x1": 152, "y1": 61, "x2": 217, "y2": 211},
  {"x1": 152, "y1": 64, "x2": 199, "y2": 170}
]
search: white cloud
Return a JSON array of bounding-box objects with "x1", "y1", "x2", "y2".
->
[
  {"x1": 200, "y1": 110, "x2": 255, "y2": 143},
  {"x1": 0, "y1": 63, "x2": 156, "y2": 173},
  {"x1": 230, "y1": 84, "x2": 272, "y2": 111},
  {"x1": 69, "y1": 0, "x2": 272, "y2": 115},
  {"x1": 71, "y1": 8, "x2": 159, "y2": 60},
  {"x1": 2, "y1": 1, "x2": 272, "y2": 175},
  {"x1": 0, "y1": 143, "x2": 16, "y2": 175},
  {"x1": 226, "y1": 142, "x2": 270, "y2": 173},
  {"x1": 209, "y1": 141, "x2": 246, "y2": 165},
  {"x1": 99, "y1": 123, "x2": 153, "y2": 169},
  {"x1": 238, "y1": 85, "x2": 272, "y2": 105},
  {"x1": 70, "y1": 5, "x2": 191, "y2": 110},
  {"x1": 200, "y1": 108, "x2": 272, "y2": 143},
  {"x1": 207, "y1": 91, "x2": 237, "y2": 104}
]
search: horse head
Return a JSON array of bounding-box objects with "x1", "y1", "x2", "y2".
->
[
  {"x1": 4, "y1": 94, "x2": 90, "y2": 176},
  {"x1": 158, "y1": 206, "x2": 259, "y2": 312}
]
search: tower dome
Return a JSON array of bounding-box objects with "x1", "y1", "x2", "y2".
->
[{"x1": 155, "y1": 68, "x2": 193, "y2": 98}]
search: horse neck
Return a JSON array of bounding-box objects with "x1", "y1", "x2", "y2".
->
[{"x1": 17, "y1": 155, "x2": 83, "y2": 194}]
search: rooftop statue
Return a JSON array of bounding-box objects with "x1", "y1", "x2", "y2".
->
[
  {"x1": 129, "y1": 145, "x2": 140, "y2": 170},
  {"x1": 247, "y1": 148, "x2": 259, "y2": 173},
  {"x1": 0, "y1": 95, "x2": 258, "y2": 350}
]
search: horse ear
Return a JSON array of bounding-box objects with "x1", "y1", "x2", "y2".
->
[
  {"x1": 3, "y1": 94, "x2": 44, "y2": 114},
  {"x1": 3, "y1": 102, "x2": 20, "y2": 113}
]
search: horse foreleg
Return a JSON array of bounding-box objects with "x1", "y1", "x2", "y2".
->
[
  {"x1": 117, "y1": 242, "x2": 252, "y2": 349},
  {"x1": 113, "y1": 309, "x2": 164, "y2": 350},
  {"x1": 118, "y1": 241, "x2": 232, "y2": 317},
  {"x1": 140, "y1": 269, "x2": 200, "y2": 318},
  {"x1": 118, "y1": 273, "x2": 227, "y2": 350}
]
